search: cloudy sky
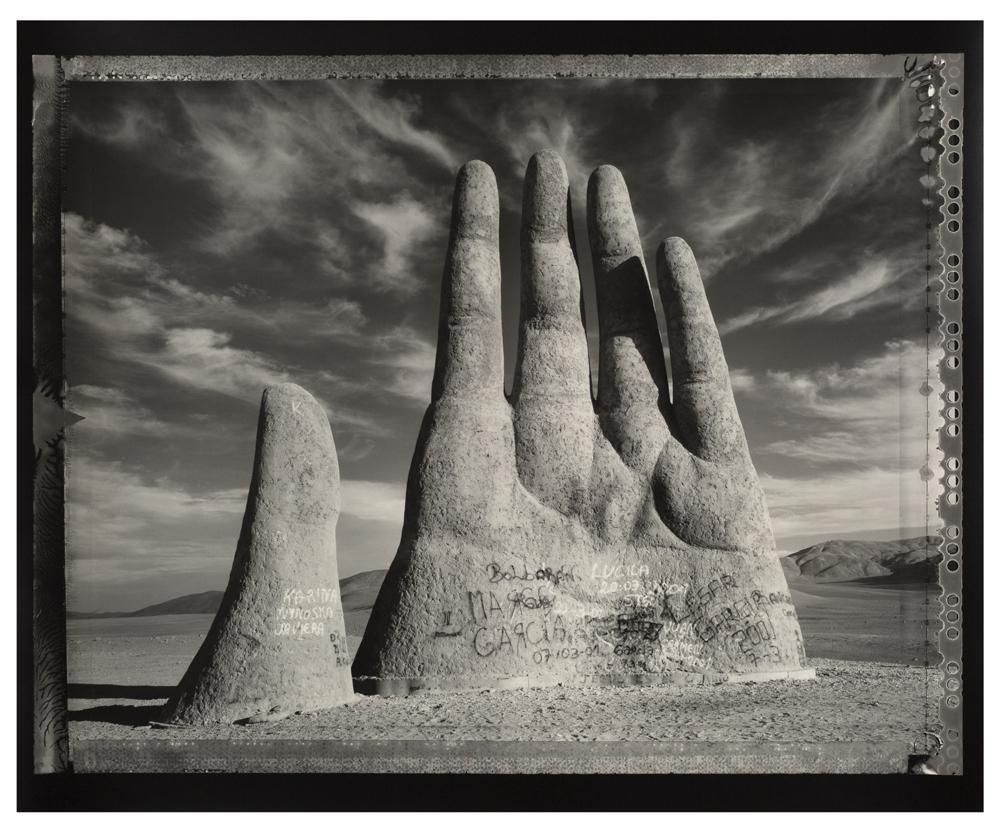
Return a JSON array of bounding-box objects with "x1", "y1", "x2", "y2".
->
[{"x1": 62, "y1": 77, "x2": 942, "y2": 611}]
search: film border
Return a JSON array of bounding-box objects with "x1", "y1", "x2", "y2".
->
[{"x1": 31, "y1": 50, "x2": 963, "y2": 777}]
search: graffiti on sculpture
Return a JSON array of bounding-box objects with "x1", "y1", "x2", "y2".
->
[
  {"x1": 273, "y1": 586, "x2": 345, "y2": 638},
  {"x1": 416, "y1": 560, "x2": 801, "y2": 676}
]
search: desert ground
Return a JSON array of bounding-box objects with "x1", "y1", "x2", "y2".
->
[{"x1": 66, "y1": 555, "x2": 944, "y2": 772}]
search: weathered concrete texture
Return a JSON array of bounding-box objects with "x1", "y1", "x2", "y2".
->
[
  {"x1": 72, "y1": 738, "x2": 912, "y2": 775},
  {"x1": 161, "y1": 383, "x2": 354, "y2": 724},
  {"x1": 353, "y1": 153, "x2": 810, "y2": 692}
]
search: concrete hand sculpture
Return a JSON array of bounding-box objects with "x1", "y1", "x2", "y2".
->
[
  {"x1": 353, "y1": 152, "x2": 812, "y2": 693},
  {"x1": 162, "y1": 383, "x2": 354, "y2": 724}
]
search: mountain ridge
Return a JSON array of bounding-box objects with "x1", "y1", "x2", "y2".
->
[
  {"x1": 781, "y1": 535, "x2": 942, "y2": 583},
  {"x1": 71, "y1": 536, "x2": 943, "y2": 618}
]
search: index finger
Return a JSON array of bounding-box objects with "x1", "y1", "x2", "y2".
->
[{"x1": 430, "y1": 160, "x2": 504, "y2": 403}]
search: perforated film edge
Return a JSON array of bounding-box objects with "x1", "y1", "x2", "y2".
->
[{"x1": 908, "y1": 53, "x2": 964, "y2": 776}]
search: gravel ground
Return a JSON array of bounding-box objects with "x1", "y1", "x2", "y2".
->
[{"x1": 70, "y1": 658, "x2": 941, "y2": 751}]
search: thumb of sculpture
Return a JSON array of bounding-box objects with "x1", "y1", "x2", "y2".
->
[{"x1": 160, "y1": 383, "x2": 354, "y2": 725}]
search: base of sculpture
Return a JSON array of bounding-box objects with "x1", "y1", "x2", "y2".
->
[
  {"x1": 354, "y1": 666, "x2": 816, "y2": 696},
  {"x1": 353, "y1": 530, "x2": 813, "y2": 692}
]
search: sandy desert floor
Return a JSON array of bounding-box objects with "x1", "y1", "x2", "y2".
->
[
  {"x1": 789, "y1": 579, "x2": 941, "y2": 665},
  {"x1": 66, "y1": 580, "x2": 943, "y2": 757},
  {"x1": 70, "y1": 655, "x2": 940, "y2": 749}
]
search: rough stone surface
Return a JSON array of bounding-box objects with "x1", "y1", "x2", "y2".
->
[
  {"x1": 352, "y1": 153, "x2": 810, "y2": 692},
  {"x1": 161, "y1": 383, "x2": 354, "y2": 723}
]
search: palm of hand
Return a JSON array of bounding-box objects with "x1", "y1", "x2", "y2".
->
[{"x1": 353, "y1": 153, "x2": 809, "y2": 692}]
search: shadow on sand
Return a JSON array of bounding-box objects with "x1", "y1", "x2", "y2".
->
[
  {"x1": 69, "y1": 704, "x2": 165, "y2": 727},
  {"x1": 69, "y1": 683, "x2": 174, "y2": 700},
  {"x1": 68, "y1": 683, "x2": 176, "y2": 726}
]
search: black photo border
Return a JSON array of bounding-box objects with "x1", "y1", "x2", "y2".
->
[{"x1": 17, "y1": 19, "x2": 984, "y2": 812}]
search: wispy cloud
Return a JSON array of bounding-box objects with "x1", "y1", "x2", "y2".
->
[
  {"x1": 327, "y1": 82, "x2": 460, "y2": 172},
  {"x1": 341, "y1": 479, "x2": 406, "y2": 524},
  {"x1": 719, "y1": 256, "x2": 915, "y2": 334},
  {"x1": 180, "y1": 88, "x2": 311, "y2": 255},
  {"x1": 353, "y1": 196, "x2": 438, "y2": 292},
  {"x1": 149, "y1": 328, "x2": 291, "y2": 399},
  {"x1": 67, "y1": 385, "x2": 207, "y2": 438},
  {"x1": 65, "y1": 211, "x2": 438, "y2": 447},
  {"x1": 71, "y1": 98, "x2": 168, "y2": 148},
  {"x1": 62, "y1": 212, "x2": 163, "y2": 276},
  {"x1": 734, "y1": 338, "x2": 943, "y2": 474},
  {"x1": 367, "y1": 326, "x2": 437, "y2": 405},
  {"x1": 731, "y1": 338, "x2": 943, "y2": 544},
  {"x1": 658, "y1": 80, "x2": 915, "y2": 278},
  {"x1": 76, "y1": 82, "x2": 456, "y2": 282},
  {"x1": 66, "y1": 453, "x2": 247, "y2": 609},
  {"x1": 761, "y1": 465, "x2": 938, "y2": 544},
  {"x1": 65, "y1": 213, "x2": 293, "y2": 404},
  {"x1": 495, "y1": 108, "x2": 593, "y2": 203},
  {"x1": 66, "y1": 212, "x2": 362, "y2": 343},
  {"x1": 177, "y1": 82, "x2": 452, "y2": 270}
]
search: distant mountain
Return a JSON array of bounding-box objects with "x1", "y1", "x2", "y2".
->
[
  {"x1": 68, "y1": 590, "x2": 225, "y2": 619},
  {"x1": 340, "y1": 569, "x2": 388, "y2": 612},
  {"x1": 775, "y1": 525, "x2": 934, "y2": 554},
  {"x1": 72, "y1": 536, "x2": 941, "y2": 621},
  {"x1": 68, "y1": 570, "x2": 392, "y2": 621},
  {"x1": 130, "y1": 590, "x2": 224, "y2": 616},
  {"x1": 781, "y1": 536, "x2": 943, "y2": 584}
]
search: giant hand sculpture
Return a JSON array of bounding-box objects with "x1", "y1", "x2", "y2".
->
[{"x1": 353, "y1": 152, "x2": 812, "y2": 693}]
